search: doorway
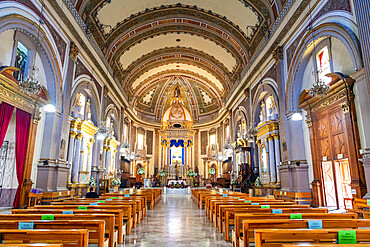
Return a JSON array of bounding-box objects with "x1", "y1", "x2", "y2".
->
[{"x1": 321, "y1": 159, "x2": 351, "y2": 209}]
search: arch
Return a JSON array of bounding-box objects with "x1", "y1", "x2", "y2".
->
[
  {"x1": 233, "y1": 107, "x2": 249, "y2": 140},
  {"x1": 286, "y1": 22, "x2": 363, "y2": 113},
  {"x1": 105, "y1": 104, "x2": 120, "y2": 140},
  {"x1": 251, "y1": 79, "x2": 279, "y2": 127},
  {"x1": 70, "y1": 75, "x2": 102, "y2": 126},
  {"x1": 0, "y1": 8, "x2": 63, "y2": 108}
]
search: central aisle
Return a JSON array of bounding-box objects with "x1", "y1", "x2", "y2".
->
[{"x1": 123, "y1": 191, "x2": 232, "y2": 247}]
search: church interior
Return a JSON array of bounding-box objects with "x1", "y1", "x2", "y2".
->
[{"x1": 1, "y1": 0, "x2": 370, "y2": 246}]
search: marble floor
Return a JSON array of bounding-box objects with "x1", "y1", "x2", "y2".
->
[{"x1": 122, "y1": 192, "x2": 232, "y2": 247}]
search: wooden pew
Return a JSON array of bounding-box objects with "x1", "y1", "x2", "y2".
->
[
  {"x1": 0, "y1": 244, "x2": 62, "y2": 247},
  {"x1": 53, "y1": 199, "x2": 142, "y2": 225},
  {"x1": 228, "y1": 212, "x2": 357, "y2": 243},
  {"x1": 11, "y1": 209, "x2": 120, "y2": 245},
  {"x1": 0, "y1": 229, "x2": 88, "y2": 247},
  {"x1": 41, "y1": 191, "x2": 75, "y2": 204},
  {"x1": 282, "y1": 244, "x2": 370, "y2": 247},
  {"x1": 0, "y1": 220, "x2": 106, "y2": 247},
  {"x1": 353, "y1": 198, "x2": 370, "y2": 219},
  {"x1": 211, "y1": 200, "x2": 297, "y2": 225},
  {"x1": 3, "y1": 213, "x2": 115, "y2": 247},
  {"x1": 226, "y1": 208, "x2": 328, "y2": 242},
  {"x1": 217, "y1": 204, "x2": 310, "y2": 231},
  {"x1": 254, "y1": 229, "x2": 370, "y2": 247},
  {"x1": 241, "y1": 219, "x2": 370, "y2": 247},
  {"x1": 32, "y1": 204, "x2": 133, "y2": 235},
  {"x1": 273, "y1": 190, "x2": 312, "y2": 205}
]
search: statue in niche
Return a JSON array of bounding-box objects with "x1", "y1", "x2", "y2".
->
[
  {"x1": 174, "y1": 86, "x2": 181, "y2": 98},
  {"x1": 86, "y1": 99, "x2": 92, "y2": 122},
  {"x1": 110, "y1": 118, "x2": 115, "y2": 138},
  {"x1": 259, "y1": 101, "x2": 266, "y2": 123}
]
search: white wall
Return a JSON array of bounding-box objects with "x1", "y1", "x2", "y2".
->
[{"x1": 0, "y1": 29, "x2": 15, "y2": 67}]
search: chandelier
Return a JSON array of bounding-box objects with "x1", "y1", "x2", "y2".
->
[
  {"x1": 308, "y1": 71, "x2": 330, "y2": 98},
  {"x1": 96, "y1": 121, "x2": 109, "y2": 140},
  {"x1": 19, "y1": 65, "x2": 42, "y2": 95},
  {"x1": 307, "y1": 2, "x2": 330, "y2": 98}
]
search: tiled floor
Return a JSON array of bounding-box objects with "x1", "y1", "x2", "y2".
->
[{"x1": 122, "y1": 192, "x2": 232, "y2": 247}]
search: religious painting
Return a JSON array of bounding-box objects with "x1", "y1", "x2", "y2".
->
[
  {"x1": 260, "y1": 145, "x2": 268, "y2": 173},
  {"x1": 13, "y1": 41, "x2": 28, "y2": 81}
]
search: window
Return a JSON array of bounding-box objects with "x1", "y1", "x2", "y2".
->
[
  {"x1": 138, "y1": 133, "x2": 144, "y2": 150},
  {"x1": 14, "y1": 42, "x2": 28, "y2": 81},
  {"x1": 226, "y1": 126, "x2": 230, "y2": 138},
  {"x1": 77, "y1": 93, "x2": 86, "y2": 118},
  {"x1": 316, "y1": 46, "x2": 331, "y2": 85},
  {"x1": 123, "y1": 124, "x2": 128, "y2": 142},
  {"x1": 210, "y1": 133, "x2": 216, "y2": 150},
  {"x1": 261, "y1": 145, "x2": 268, "y2": 173}
]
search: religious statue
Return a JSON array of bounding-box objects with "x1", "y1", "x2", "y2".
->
[{"x1": 174, "y1": 86, "x2": 181, "y2": 98}]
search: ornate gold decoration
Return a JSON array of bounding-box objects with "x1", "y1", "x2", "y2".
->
[
  {"x1": 69, "y1": 42, "x2": 79, "y2": 60},
  {"x1": 70, "y1": 131, "x2": 78, "y2": 139},
  {"x1": 271, "y1": 133, "x2": 279, "y2": 140},
  {"x1": 33, "y1": 116, "x2": 41, "y2": 125},
  {"x1": 266, "y1": 135, "x2": 274, "y2": 142},
  {"x1": 273, "y1": 46, "x2": 284, "y2": 61},
  {"x1": 89, "y1": 138, "x2": 95, "y2": 144},
  {"x1": 341, "y1": 102, "x2": 350, "y2": 113},
  {"x1": 305, "y1": 117, "x2": 313, "y2": 127},
  {"x1": 256, "y1": 120, "x2": 279, "y2": 138},
  {"x1": 76, "y1": 133, "x2": 83, "y2": 140}
]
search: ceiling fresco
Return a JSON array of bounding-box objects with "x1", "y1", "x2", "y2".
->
[{"x1": 75, "y1": 0, "x2": 279, "y2": 124}]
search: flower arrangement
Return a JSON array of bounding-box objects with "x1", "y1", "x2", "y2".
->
[
  {"x1": 137, "y1": 167, "x2": 145, "y2": 175},
  {"x1": 158, "y1": 169, "x2": 167, "y2": 177},
  {"x1": 88, "y1": 177, "x2": 96, "y2": 186},
  {"x1": 254, "y1": 176, "x2": 261, "y2": 186},
  {"x1": 231, "y1": 175, "x2": 241, "y2": 185},
  {"x1": 208, "y1": 167, "x2": 216, "y2": 175},
  {"x1": 111, "y1": 178, "x2": 121, "y2": 186},
  {"x1": 187, "y1": 169, "x2": 196, "y2": 177}
]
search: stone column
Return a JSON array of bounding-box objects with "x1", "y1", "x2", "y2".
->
[
  {"x1": 351, "y1": 1, "x2": 370, "y2": 197},
  {"x1": 273, "y1": 134, "x2": 281, "y2": 184},
  {"x1": 78, "y1": 138, "x2": 86, "y2": 182},
  {"x1": 105, "y1": 147, "x2": 111, "y2": 175},
  {"x1": 71, "y1": 134, "x2": 83, "y2": 183},
  {"x1": 267, "y1": 135, "x2": 276, "y2": 183},
  {"x1": 256, "y1": 140, "x2": 261, "y2": 175},
  {"x1": 67, "y1": 132, "x2": 76, "y2": 183},
  {"x1": 102, "y1": 146, "x2": 107, "y2": 176}
]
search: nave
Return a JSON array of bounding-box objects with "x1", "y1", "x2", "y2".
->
[{"x1": 123, "y1": 191, "x2": 231, "y2": 247}]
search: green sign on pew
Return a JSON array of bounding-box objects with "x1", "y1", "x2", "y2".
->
[
  {"x1": 290, "y1": 214, "x2": 302, "y2": 219},
  {"x1": 41, "y1": 215, "x2": 54, "y2": 220},
  {"x1": 261, "y1": 205, "x2": 270, "y2": 209},
  {"x1": 78, "y1": 206, "x2": 88, "y2": 210},
  {"x1": 338, "y1": 230, "x2": 357, "y2": 244},
  {"x1": 98, "y1": 200, "x2": 105, "y2": 203},
  {"x1": 111, "y1": 197, "x2": 118, "y2": 199}
]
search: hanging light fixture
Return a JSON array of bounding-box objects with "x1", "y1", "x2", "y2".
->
[
  {"x1": 20, "y1": 3, "x2": 45, "y2": 96},
  {"x1": 19, "y1": 65, "x2": 43, "y2": 95},
  {"x1": 307, "y1": 4, "x2": 330, "y2": 98},
  {"x1": 96, "y1": 121, "x2": 109, "y2": 140}
]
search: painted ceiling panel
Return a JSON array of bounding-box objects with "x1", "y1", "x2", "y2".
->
[
  {"x1": 118, "y1": 33, "x2": 237, "y2": 72},
  {"x1": 96, "y1": 0, "x2": 260, "y2": 35}
]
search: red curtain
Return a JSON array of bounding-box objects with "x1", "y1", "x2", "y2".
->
[
  {"x1": 0, "y1": 102, "x2": 14, "y2": 147},
  {"x1": 13, "y1": 108, "x2": 31, "y2": 208}
]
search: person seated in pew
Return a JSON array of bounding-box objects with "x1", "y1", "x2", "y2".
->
[{"x1": 86, "y1": 187, "x2": 99, "y2": 198}]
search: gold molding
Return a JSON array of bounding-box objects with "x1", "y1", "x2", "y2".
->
[
  {"x1": 70, "y1": 131, "x2": 78, "y2": 138},
  {"x1": 76, "y1": 133, "x2": 83, "y2": 140},
  {"x1": 256, "y1": 120, "x2": 279, "y2": 138}
]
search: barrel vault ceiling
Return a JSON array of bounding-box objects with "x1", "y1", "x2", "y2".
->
[{"x1": 74, "y1": 0, "x2": 282, "y2": 124}]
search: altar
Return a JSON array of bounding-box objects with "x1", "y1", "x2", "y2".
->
[{"x1": 167, "y1": 179, "x2": 187, "y2": 186}]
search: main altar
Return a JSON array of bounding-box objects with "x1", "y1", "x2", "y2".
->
[{"x1": 159, "y1": 86, "x2": 195, "y2": 184}]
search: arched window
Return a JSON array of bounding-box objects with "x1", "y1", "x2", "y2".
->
[
  {"x1": 13, "y1": 41, "x2": 29, "y2": 81},
  {"x1": 260, "y1": 145, "x2": 268, "y2": 173}
]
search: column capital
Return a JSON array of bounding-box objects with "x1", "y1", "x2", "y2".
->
[
  {"x1": 273, "y1": 46, "x2": 284, "y2": 62},
  {"x1": 70, "y1": 131, "x2": 78, "y2": 139},
  {"x1": 266, "y1": 135, "x2": 274, "y2": 141},
  {"x1": 76, "y1": 133, "x2": 83, "y2": 140},
  {"x1": 89, "y1": 138, "x2": 96, "y2": 144},
  {"x1": 256, "y1": 140, "x2": 262, "y2": 145},
  {"x1": 33, "y1": 116, "x2": 41, "y2": 125},
  {"x1": 272, "y1": 133, "x2": 279, "y2": 140},
  {"x1": 305, "y1": 117, "x2": 313, "y2": 127}
]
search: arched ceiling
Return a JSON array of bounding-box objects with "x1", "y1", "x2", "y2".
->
[{"x1": 75, "y1": 0, "x2": 279, "y2": 124}]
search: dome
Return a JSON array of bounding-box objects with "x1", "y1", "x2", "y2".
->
[{"x1": 161, "y1": 87, "x2": 193, "y2": 125}]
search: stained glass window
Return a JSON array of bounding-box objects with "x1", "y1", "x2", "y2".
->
[
  {"x1": 316, "y1": 46, "x2": 331, "y2": 85},
  {"x1": 14, "y1": 42, "x2": 28, "y2": 81}
]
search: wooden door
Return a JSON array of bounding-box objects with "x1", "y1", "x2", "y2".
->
[{"x1": 321, "y1": 161, "x2": 337, "y2": 207}]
